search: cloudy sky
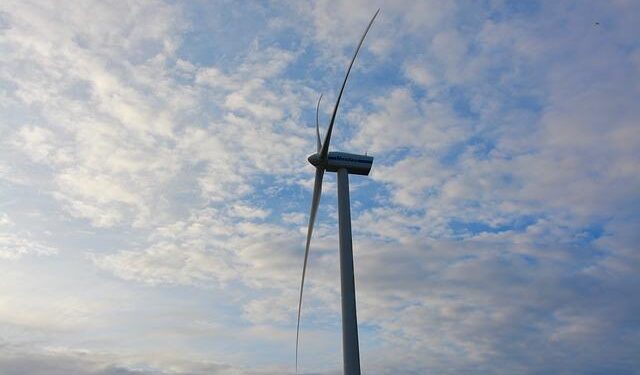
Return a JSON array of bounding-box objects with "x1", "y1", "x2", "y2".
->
[{"x1": 1, "y1": 0, "x2": 639, "y2": 374}]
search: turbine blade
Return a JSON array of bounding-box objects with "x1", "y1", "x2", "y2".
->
[
  {"x1": 296, "y1": 167, "x2": 324, "y2": 373},
  {"x1": 319, "y1": 8, "x2": 380, "y2": 159},
  {"x1": 316, "y1": 94, "x2": 323, "y2": 153}
]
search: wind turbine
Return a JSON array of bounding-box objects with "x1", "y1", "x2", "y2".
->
[{"x1": 296, "y1": 9, "x2": 379, "y2": 375}]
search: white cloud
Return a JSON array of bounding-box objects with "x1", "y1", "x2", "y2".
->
[
  {"x1": 0, "y1": 214, "x2": 57, "y2": 259},
  {"x1": 0, "y1": 345, "x2": 269, "y2": 375},
  {"x1": 229, "y1": 203, "x2": 270, "y2": 220},
  {"x1": 350, "y1": 87, "x2": 469, "y2": 155}
]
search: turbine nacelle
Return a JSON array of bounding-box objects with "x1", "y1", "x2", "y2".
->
[{"x1": 308, "y1": 152, "x2": 373, "y2": 176}]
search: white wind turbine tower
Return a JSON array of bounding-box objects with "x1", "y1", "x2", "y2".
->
[{"x1": 296, "y1": 9, "x2": 379, "y2": 375}]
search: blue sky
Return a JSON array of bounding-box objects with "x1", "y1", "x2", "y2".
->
[{"x1": 1, "y1": 1, "x2": 639, "y2": 374}]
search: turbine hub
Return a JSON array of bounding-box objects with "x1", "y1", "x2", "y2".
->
[{"x1": 307, "y1": 153, "x2": 321, "y2": 167}]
